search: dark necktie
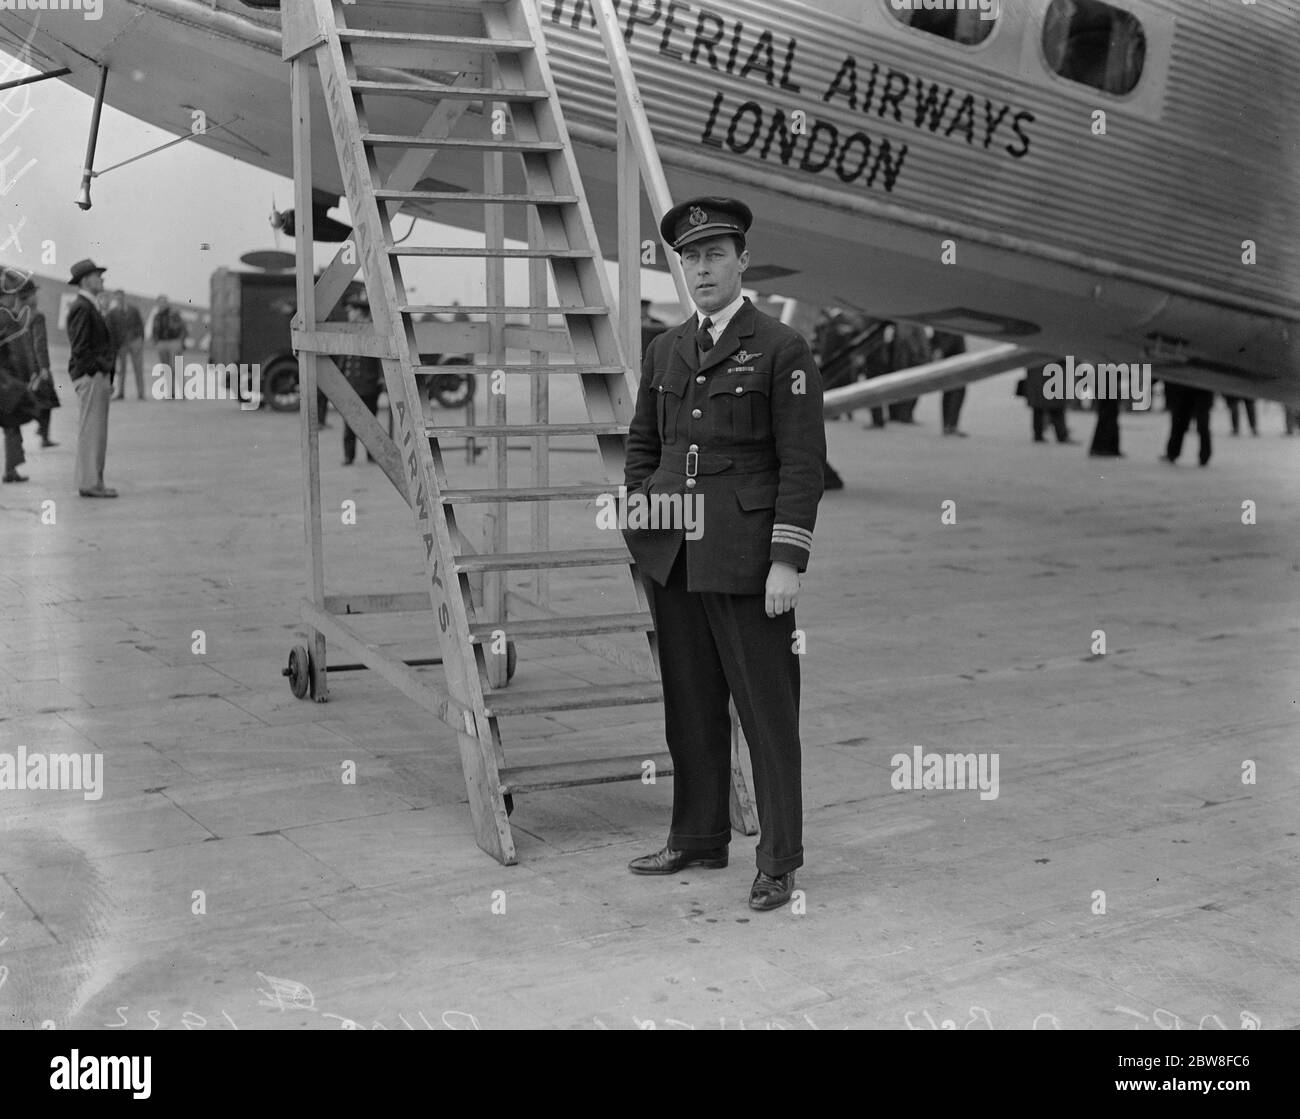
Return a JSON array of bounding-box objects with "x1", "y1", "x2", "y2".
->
[{"x1": 696, "y1": 316, "x2": 713, "y2": 356}]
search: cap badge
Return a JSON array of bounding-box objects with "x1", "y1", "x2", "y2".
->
[{"x1": 688, "y1": 206, "x2": 708, "y2": 226}]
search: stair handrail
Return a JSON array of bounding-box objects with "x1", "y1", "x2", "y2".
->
[{"x1": 587, "y1": 0, "x2": 693, "y2": 319}]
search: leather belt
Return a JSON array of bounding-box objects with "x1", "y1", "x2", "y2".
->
[{"x1": 659, "y1": 449, "x2": 778, "y2": 477}]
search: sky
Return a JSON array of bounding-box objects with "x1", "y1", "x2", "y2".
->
[{"x1": 0, "y1": 47, "x2": 682, "y2": 313}]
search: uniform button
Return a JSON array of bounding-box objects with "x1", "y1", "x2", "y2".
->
[
  {"x1": 685, "y1": 477, "x2": 696, "y2": 488},
  {"x1": 691, "y1": 408, "x2": 702, "y2": 419},
  {"x1": 735, "y1": 386, "x2": 744, "y2": 394},
  {"x1": 695, "y1": 375, "x2": 706, "y2": 384},
  {"x1": 688, "y1": 443, "x2": 699, "y2": 452}
]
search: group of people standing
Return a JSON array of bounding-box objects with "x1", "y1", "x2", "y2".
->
[
  {"x1": 0, "y1": 258, "x2": 193, "y2": 494},
  {"x1": 814, "y1": 311, "x2": 969, "y2": 438},
  {"x1": 1019, "y1": 363, "x2": 1294, "y2": 467}
]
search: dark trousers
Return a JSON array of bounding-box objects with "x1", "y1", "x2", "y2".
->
[
  {"x1": 3, "y1": 425, "x2": 22, "y2": 473},
  {"x1": 888, "y1": 398, "x2": 917, "y2": 422},
  {"x1": 1167, "y1": 391, "x2": 1212, "y2": 464},
  {"x1": 342, "y1": 390, "x2": 380, "y2": 460},
  {"x1": 646, "y1": 548, "x2": 804, "y2": 876},
  {"x1": 1089, "y1": 398, "x2": 1121, "y2": 455},
  {"x1": 1223, "y1": 395, "x2": 1256, "y2": 435},
  {"x1": 1033, "y1": 407, "x2": 1069, "y2": 442},
  {"x1": 941, "y1": 387, "x2": 965, "y2": 430}
]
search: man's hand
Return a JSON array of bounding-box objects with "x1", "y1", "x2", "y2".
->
[{"x1": 765, "y1": 561, "x2": 800, "y2": 618}]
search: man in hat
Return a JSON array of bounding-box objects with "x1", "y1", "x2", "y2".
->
[
  {"x1": 66, "y1": 259, "x2": 118, "y2": 497},
  {"x1": 340, "y1": 290, "x2": 382, "y2": 465},
  {"x1": 623, "y1": 197, "x2": 826, "y2": 911}
]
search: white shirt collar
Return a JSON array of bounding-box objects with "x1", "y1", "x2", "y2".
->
[{"x1": 697, "y1": 292, "x2": 745, "y2": 343}]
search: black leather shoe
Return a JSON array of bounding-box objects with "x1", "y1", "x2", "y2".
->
[
  {"x1": 3, "y1": 472, "x2": 28, "y2": 483},
  {"x1": 749, "y1": 870, "x2": 795, "y2": 911},
  {"x1": 628, "y1": 845, "x2": 727, "y2": 875},
  {"x1": 41, "y1": 439, "x2": 58, "y2": 448}
]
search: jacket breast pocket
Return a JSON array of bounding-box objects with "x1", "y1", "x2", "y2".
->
[
  {"x1": 652, "y1": 368, "x2": 689, "y2": 442},
  {"x1": 708, "y1": 373, "x2": 772, "y2": 442}
]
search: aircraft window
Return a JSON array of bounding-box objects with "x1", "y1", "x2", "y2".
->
[
  {"x1": 886, "y1": 1, "x2": 997, "y2": 46},
  {"x1": 1042, "y1": 0, "x2": 1146, "y2": 96}
]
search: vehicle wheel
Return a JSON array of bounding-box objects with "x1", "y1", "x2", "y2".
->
[
  {"x1": 284, "y1": 644, "x2": 310, "y2": 699},
  {"x1": 430, "y1": 359, "x2": 475, "y2": 409},
  {"x1": 264, "y1": 357, "x2": 300, "y2": 412}
]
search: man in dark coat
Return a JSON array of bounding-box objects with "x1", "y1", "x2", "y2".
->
[
  {"x1": 0, "y1": 283, "x2": 36, "y2": 482},
  {"x1": 1162, "y1": 381, "x2": 1214, "y2": 466},
  {"x1": 107, "y1": 290, "x2": 146, "y2": 401},
  {"x1": 623, "y1": 196, "x2": 826, "y2": 912},
  {"x1": 339, "y1": 292, "x2": 383, "y2": 465},
  {"x1": 66, "y1": 259, "x2": 119, "y2": 497},
  {"x1": 932, "y1": 330, "x2": 967, "y2": 436},
  {"x1": 1019, "y1": 361, "x2": 1074, "y2": 444},
  {"x1": 0, "y1": 276, "x2": 58, "y2": 469}
]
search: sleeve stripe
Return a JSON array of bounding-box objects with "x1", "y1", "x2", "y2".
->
[
  {"x1": 772, "y1": 524, "x2": 813, "y2": 544},
  {"x1": 771, "y1": 534, "x2": 812, "y2": 551}
]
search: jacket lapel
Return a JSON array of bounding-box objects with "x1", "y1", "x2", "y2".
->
[
  {"x1": 672, "y1": 317, "x2": 699, "y2": 374},
  {"x1": 698, "y1": 299, "x2": 756, "y2": 376}
]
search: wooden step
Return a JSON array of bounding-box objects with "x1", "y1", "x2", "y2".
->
[
  {"x1": 352, "y1": 82, "x2": 550, "y2": 101},
  {"x1": 440, "y1": 484, "x2": 614, "y2": 504},
  {"x1": 376, "y1": 190, "x2": 578, "y2": 205},
  {"x1": 484, "y1": 681, "x2": 663, "y2": 718},
  {"x1": 468, "y1": 612, "x2": 653, "y2": 642},
  {"x1": 401, "y1": 304, "x2": 607, "y2": 316},
  {"x1": 340, "y1": 29, "x2": 533, "y2": 51},
  {"x1": 364, "y1": 134, "x2": 563, "y2": 153},
  {"x1": 500, "y1": 751, "x2": 673, "y2": 793},
  {"x1": 427, "y1": 422, "x2": 628, "y2": 438},
  {"x1": 452, "y1": 548, "x2": 630, "y2": 574},
  {"x1": 388, "y1": 246, "x2": 588, "y2": 259},
  {"x1": 415, "y1": 363, "x2": 624, "y2": 377}
]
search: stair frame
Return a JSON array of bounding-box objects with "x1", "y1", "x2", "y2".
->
[{"x1": 282, "y1": 0, "x2": 759, "y2": 864}]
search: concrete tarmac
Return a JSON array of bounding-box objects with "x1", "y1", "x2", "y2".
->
[{"x1": 2, "y1": 356, "x2": 1297, "y2": 1030}]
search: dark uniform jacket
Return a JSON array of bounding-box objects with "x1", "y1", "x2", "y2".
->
[
  {"x1": 623, "y1": 298, "x2": 826, "y2": 595},
  {"x1": 66, "y1": 294, "x2": 117, "y2": 381},
  {"x1": 106, "y1": 304, "x2": 144, "y2": 349},
  {"x1": 1022, "y1": 362, "x2": 1067, "y2": 411},
  {"x1": 151, "y1": 307, "x2": 187, "y2": 343},
  {"x1": 341, "y1": 352, "x2": 384, "y2": 397}
]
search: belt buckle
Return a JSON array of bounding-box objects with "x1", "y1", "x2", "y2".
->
[{"x1": 685, "y1": 449, "x2": 699, "y2": 478}]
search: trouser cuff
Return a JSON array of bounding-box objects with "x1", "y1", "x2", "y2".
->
[
  {"x1": 757, "y1": 848, "x2": 803, "y2": 877},
  {"x1": 668, "y1": 829, "x2": 730, "y2": 851}
]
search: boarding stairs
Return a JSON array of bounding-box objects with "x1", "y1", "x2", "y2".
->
[{"x1": 280, "y1": 0, "x2": 757, "y2": 863}]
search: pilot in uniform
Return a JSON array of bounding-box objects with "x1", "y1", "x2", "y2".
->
[{"x1": 623, "y1": 197, "x2": 826, "y2": 911}]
